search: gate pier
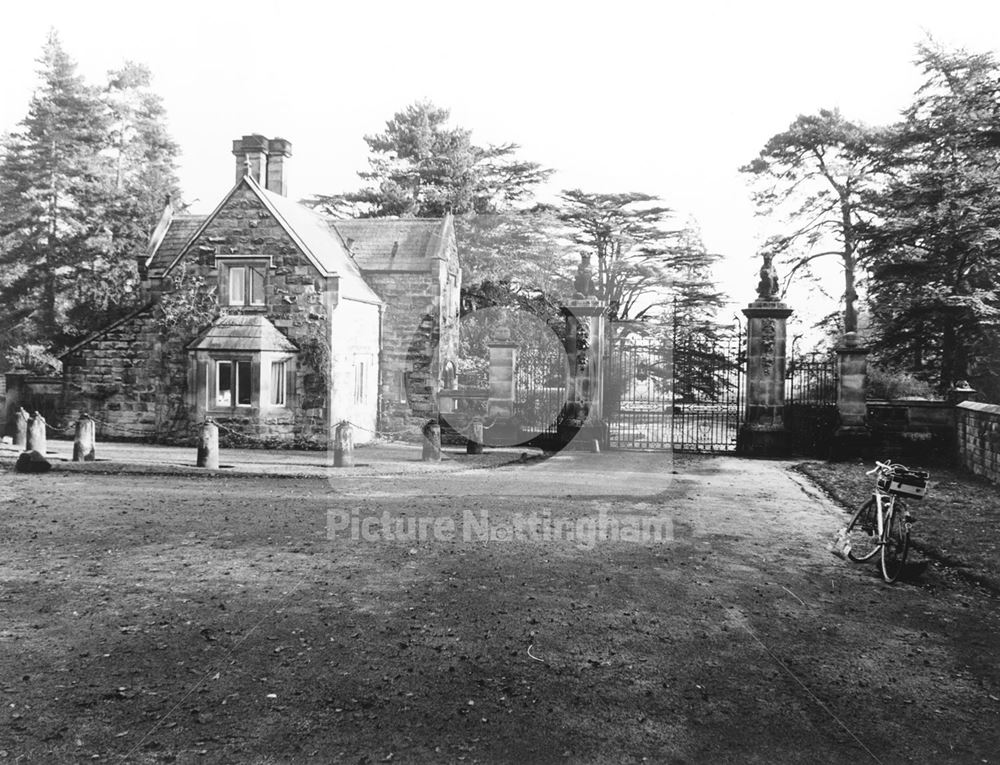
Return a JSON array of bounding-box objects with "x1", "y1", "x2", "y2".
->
[
  {"x1": 561, "y1": 297, "x2": 607, "y2": 448},
  {"x1": 738, "y1": 294, "x2": 793, "y2": 457}
]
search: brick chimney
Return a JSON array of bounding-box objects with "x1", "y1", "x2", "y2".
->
[
  {"x1": 266, "y1": 138, "x2": 292, "y2": 196},
  {"x1": 232, "y1": 134, "x2": 268, "y2": 185},
  {"x1": 231, "y1": 134, "x2": 292, "y2": 196}
]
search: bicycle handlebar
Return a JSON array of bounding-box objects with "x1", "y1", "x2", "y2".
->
[
  {"x1": 867, "y1": 460, "x2": 929, "y2": 479},
  {"x1": 867, "y1": 460, "x2": 897, "y2": 476}
]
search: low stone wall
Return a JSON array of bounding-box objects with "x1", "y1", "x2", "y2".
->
[
  {"x1": 867, "y1": 399, "x2": 955, "y2": 465},
  {"x1": 3, "y1": 374, "x2": 65, "y2": 437},
  {"x1": 956, "y1": 401, "x2": 1000, "y2": 483}
]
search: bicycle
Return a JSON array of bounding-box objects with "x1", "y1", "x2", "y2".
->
[{"x1": 842, "y1": 460, "x2": 929, "y2": 583}]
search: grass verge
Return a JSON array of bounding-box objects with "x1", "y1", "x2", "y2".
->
[{"x1": 797, "y1": 459, "x2": 1000, "y2": 594}]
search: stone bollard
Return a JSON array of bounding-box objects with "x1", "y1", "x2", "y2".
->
[
  {"x1": 467, "y1": 418, "x2": 484, "y2": 455},
  {"x1": 14, "y1": 407, "x2": 29, "y2": 449},
  {"x1": 334, "y1": 421, "x2": 354, "y2": 467},
  {"x1": 72, "y1": 413, "x2": 96, "y2": 462},
  {"x1": 197, "y1": 419, "x2": 219, "y2": 469},
  {"x1": 26, "y1": 411, "x2": 46, "y2": 456},
  {"x1": 421, "y1": 419, "x2": 442, "y2": 462}
]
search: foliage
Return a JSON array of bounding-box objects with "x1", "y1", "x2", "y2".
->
[
  {"x1": 456, "y1": 209, "x2": 571, "y2": 317},
  {"x1": 155, "y1": 263, "x2": 219, "y2": 340},
  {"x1": 742, "y1": 109, "x2": 885, "y2": 335},
  {"x1": 306, "y1": 101, "x2": 551, "y2": 219},
  {"x1": 2, "y1": 343, "x2": 62, "y2": 375},
  {"x1": 0, "y1": 32, "x2": 180, "y2": 367},
  {"x1": 863, "y1": 42, "x2": 1000, "y2": 395},
  {"x1": 866, "y1": 365, "x2": 936, "y2": 400},
  {"x1": 308, "y1": 100, "x2": 562, "y2": 324},
  {"x1": 554, "y1": 190, "x2": 677, "y2": 323}
]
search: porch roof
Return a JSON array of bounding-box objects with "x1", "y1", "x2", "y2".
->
[{"x1": 186, "y1": 314, "x2": 298, "y2": 353}]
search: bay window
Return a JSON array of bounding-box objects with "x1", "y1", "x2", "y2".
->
[{"x1": 216, "y1": 360, "x2": 253, "y2": 407}]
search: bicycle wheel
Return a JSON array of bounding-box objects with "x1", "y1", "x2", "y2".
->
[
  {"x1": 846, "y1": 497, "x2": 880, "y2": 562},
  {"x1": 881, "y1": 504, "x2": 910, "y2": 583}
]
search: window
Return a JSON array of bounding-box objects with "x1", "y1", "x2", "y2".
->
[
  {"x1": 225, "y1": 264, "x2": 265, "y2": 306},
  {"x1": 217, "y1": 360, "x2": 252, "y2": 407},
  {"x1": 271, "y1": 361, "x2": 286, "y2": 406}
]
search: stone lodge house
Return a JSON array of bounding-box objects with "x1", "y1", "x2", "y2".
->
[{"x1": 60, "y1": 135, "x2": 461, "y2": 446}]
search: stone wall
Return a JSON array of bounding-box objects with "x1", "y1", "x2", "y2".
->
[
  {"x1": 956, "y1": 401, "x2": 1000, "y2": 483},
  {"x1": 867, "y1": 400, "x2": 955, "y2": 465},
  {"x1": 62, "y1": 308, "x2": 188, "y2": 442},
  {"x1": 3, "y1": 374, "x2": 64, "y2": 437},
  {"x1": 62, "y1": 185, "x2": 371, "y2": 447},
  {"x1": 362, "y1": 260, "x2": 460, "y2": 436}
]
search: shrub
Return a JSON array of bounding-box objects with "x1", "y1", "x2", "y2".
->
[{"x1": 867, "y1": 365, "x2": 936, "y2": 400}]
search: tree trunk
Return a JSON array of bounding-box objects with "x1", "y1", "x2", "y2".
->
[
  {"x1": 940, "y1": 314, "x2": 956, "y2": 392},
  {"x1": 841, "y1": 199, "x2": 858, "y2": 335}
]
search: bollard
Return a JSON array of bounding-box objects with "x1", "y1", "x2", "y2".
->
[
  {"x1": 14, "y1": 407, "x2": 29, "y2": 449},
  {"x1": 72, "y1": 413, "x2": 96, "y2": 462},
  {"x1": 334, "y1": 420, "x2": 354, "y2": 467},
  {"x1": 466, "y1": 418, "x2": 484, "y2": 455},
  {"x1": 26, "y1": 411, "x2": 46, "y2": 456},
  {"x1": 197, "y1": 418, "x2": 219, "y2": 469},
  {"x1": 421, "y1": 419, "x2": 442, "y2": 462}
]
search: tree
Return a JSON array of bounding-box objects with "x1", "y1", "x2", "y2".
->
[
  {"x1": 307, "y1": 100, "x2": 551, "y2": 219},
  {"x1": 742, "y1": 109, "x2": 884, "y2": 336},
  {"x1": 663, "y1": 221, "x2": 728, "y2": 338},
  {"x1": 555, "y1": 190, "x2": 677, "y2": 323},
  {"x1": 864, "y1": 43, "x2": 1000, "y2": 395},
  {"x1": 636, "y1": 221, "x2": 731, "y2": 403},
  {"x1": 308, "y1": 101, "x2": 560, "y2": 323},
  {"x1": 0, "y1": 35, "x2": 181, "y2": 362},
  {"x1": 0, "y1": 30, "x2": 107, "y2": 355},
  {"x1": 85, "y1": 61, "x2": 181, "y2": 312}
]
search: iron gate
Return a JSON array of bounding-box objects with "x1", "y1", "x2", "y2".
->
[
  {"x1": 605, "y1": 325, "x2": 745, "y2": 452},
  {"x1": 784, "y1": 351, "x2": 838, "y2": 456}
]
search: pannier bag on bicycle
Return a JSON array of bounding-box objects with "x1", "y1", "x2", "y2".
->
[{"x1": 877, "y1": 468, "x2": 929, "y2": 500}]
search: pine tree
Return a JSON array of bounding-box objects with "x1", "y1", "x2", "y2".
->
[
  {"x1": 71, "y1": 62, "x2": 180, "y2": 318},
  {"x1": 555, "y1": 190, "x2": 676, "y2": 323},
  {"x1": 0, "y1": 30, "x2": 107, "y2": 354},
  {"x1": 741, "y1": 109, "x2": 885, "y2": 337},
  {"x1": 864, "y1": 43, "x2": 1000, "y2": 395},
  {"x1": 307, "y1": 100, "x2": 551, "y2": 219},
  {"x1": 0, "y1": 35, "x2": 181, "y2": 364}
]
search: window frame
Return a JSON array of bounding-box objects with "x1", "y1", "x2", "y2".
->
[
  {"x1": 214, "y1": 358, "x2": 254, "y2": 409},
  {"x1": 216, "y1": 256, "x2": 271, "y2": 308},
  {"x1": 270, "y1": 359, "x2": 288, "y2": 407}
]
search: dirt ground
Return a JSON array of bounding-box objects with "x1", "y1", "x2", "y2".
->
[{"x1": 1, "y1": 454, "x2": 999, "y2": 763}]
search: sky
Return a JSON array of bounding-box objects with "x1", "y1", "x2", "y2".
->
[{"x1": 4, "y1": 0, "x2": 1000, "y2": 334}]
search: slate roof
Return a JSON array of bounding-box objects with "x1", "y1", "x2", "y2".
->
[
  {"x1": 146, "y1": 214, "x2": 205, "y2": 273},
  {"x1": 186, "y1": 314, "x2": 298, "y2": 352},
  {"x1": 143, "y1": 177, "x2": 380, "y2": 305},
  {"x1": 333, "y1": 217, "x2": 452, "y2": 272}
]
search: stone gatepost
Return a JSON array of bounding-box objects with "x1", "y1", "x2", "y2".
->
[
  {"x1": 561, "y1": 297, "x2": 608, "y2": 447},
  {"x1": 832, "y1": 331, "x2": 870, "y2": 457},
  {"x1": 486, "y1": 327, "x2": 517, "y2": 419},
  {"x1": 738, "y1": 260, "x2": 793, "y2": 456},
  {"x1": 14, "y1": 407, "x2": 29, "y2": 449}
]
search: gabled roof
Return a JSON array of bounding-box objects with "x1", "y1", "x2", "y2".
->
[
  {"x1": 146, "y1": 214, "x2": 206, "y2": 272},
  {"x1": 146, "y1": 177, "x2": 381, "y2": 305},
  {"x1": 187, "y1": 314, "x2": 298, "y2": 352},
  {"x1": 333, "y1": 215, "x2": 453, "y2": 272}
]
